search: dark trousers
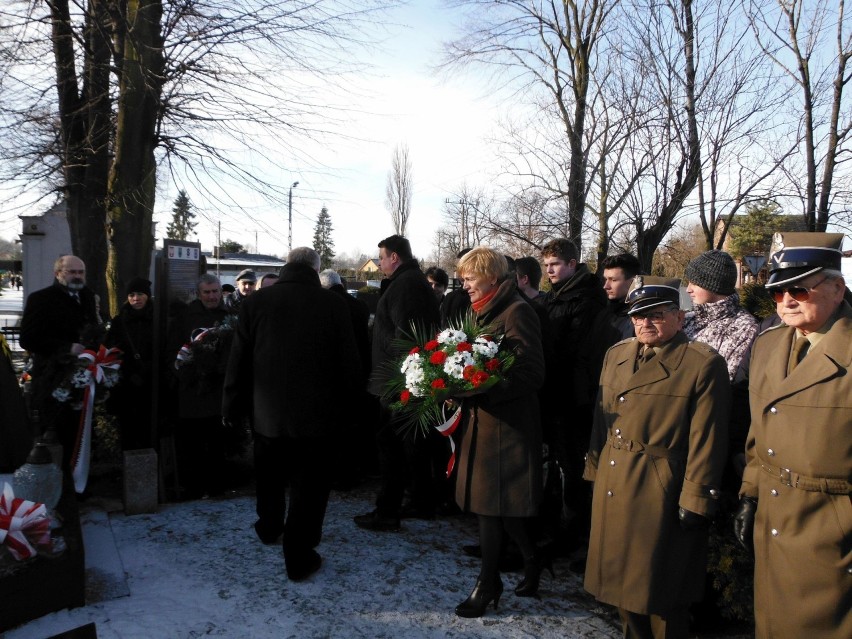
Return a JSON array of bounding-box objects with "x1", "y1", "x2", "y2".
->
[
  {"x1": 551, "y1": 404, "x2": 594, "y2": 544},
  {"x1": 176, "y1": 416, "x2": 225, "y2": 497},
  {"x1": 254, "y1": 433, "x2": 331, "y2": 562},
  {"x1": 618, "y1": 607, "x2": 689, "y2": 639},
  {"x1": 374, "y1": 404, "x2": 435, "y2": 517}
]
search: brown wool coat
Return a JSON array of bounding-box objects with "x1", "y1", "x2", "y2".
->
[
  {"x1": 455, "y1": 280, "x2": 545, "y2": 517},
  {"x1": 584, "y1": 332, "x2": 730, "y2": 616},
  {"x1": 740, "y1": 302, "x2": 852, "y2": 639}
]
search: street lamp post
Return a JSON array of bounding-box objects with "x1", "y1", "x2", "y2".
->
[{"x1": 288, "y1": 181, "x2": 299, "y2": 254}]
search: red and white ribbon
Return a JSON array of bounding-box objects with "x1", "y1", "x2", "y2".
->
[
  {"x1": 174, "y1": 327, "x2": 212, "y2": 369},
  {"x1": 0, "y1": 483, "x2": 51, "y2": 560},
  {"x1": 436, "y1": 406, "x2": 463, "y2": 477},
  {"x1": 71, "y1": 346, "x2": 122, "y2": 493}
]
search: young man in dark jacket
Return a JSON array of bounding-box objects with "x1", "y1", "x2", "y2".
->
[
  {"x1": 354, "y1": 235, "x2": 440, "y2": 531},
  {"x1": 541, "y1": 239, "x2": 619, "y2": 556}
]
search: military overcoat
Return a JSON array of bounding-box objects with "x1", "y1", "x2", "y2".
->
[
  {"x1": 583, "y1": 332, "x2": 730, "y2": 615},
  {"x1": 740, "y1": 301, "x2": 852, "y2": 639}
]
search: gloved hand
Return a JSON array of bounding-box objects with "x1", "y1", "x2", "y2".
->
[
  {"x1": 733, "y1": 496, "x2": 758, "y2": 552},
  {"x1": 678, "y1": 507, "x2": 710, "y2": 531}
]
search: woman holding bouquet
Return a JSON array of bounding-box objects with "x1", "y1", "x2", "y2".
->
[{"x1": 453, "y1": 247, "x2": 546, "y2": 617}]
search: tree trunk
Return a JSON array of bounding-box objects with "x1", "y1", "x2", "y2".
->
[
  {"x1": 48, "y1": 0, "x2": 111, "y2": 303},
  {"x1": 106, "y1": 0, "x2": 164, "y2": 316}
]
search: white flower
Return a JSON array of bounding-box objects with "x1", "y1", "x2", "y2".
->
[
  {"x1": 472, "y1": 337, "x2": 500, "y2": 358},
  {"x1": 400, "y1": 352, "x2": 421, "y2": 374},
  {"x1": 102, "y1": 369, "x2": 120, "y2": 388},
  {"x1": 437, "y1": 329, "x2": 467, "y2": 345},
  {"x1": 404, "y1": 359, "x2": 426, "y2": 396},
  {"x1": 443, "y1": 351, "x2": 475, "y2": 380},
  {"x1": 52, "y1": 387, "x2": 71, "y2": 402},
  {"x1": 71, "y1": 368, "x2": 93, "y2": 388}
]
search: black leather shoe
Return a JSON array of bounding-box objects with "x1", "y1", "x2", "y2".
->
[
  {"x1": 353, "y1": 509, "x2": 401, "y2": 532},
  {"x1": 455, "y1": 577, "x2": 503, "y2": 618},
  {"x1": 254, "y1": 520, "x2": 284, "y2": 545},
  {"x1": 287, "y1": 550, "x2": 322, "y2": 581},
  {"x1": 514, "y1": 553, "x2": 554, "y2": 598}
]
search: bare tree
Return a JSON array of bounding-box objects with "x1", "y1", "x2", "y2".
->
[
  {"x1": 0, "y1": 0, "x2": 390, "y2": 311},
  {"x1": 442, "y1": 0, "x2": 617, "y2": 253},
  {"x1": 745, "y1": 0, "x2": 852, "y2": 231},
  {"x1": 441, "y1": 184, "x2": 494, "y2": 253},
  {"x1": 385, "y1": 143, "x2": 413, "y2": 236}
]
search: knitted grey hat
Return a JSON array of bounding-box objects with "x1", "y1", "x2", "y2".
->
[{"x1": 684, "y1": 250, "x2": 737, "y2": 296}]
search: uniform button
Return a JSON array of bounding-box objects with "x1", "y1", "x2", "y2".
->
[
  {"x1": 607, "y1": 490, "x2": 613, "y2": 497},
  {"x1": 771, "y1": 528, "x2": 779, "y2": 536},
  {"x1": 609, "y1": 460, "x2": 616, "y2": 466},
  {"x1": 767, "y1": 448, "x2": 775, "y2": 457},
  {"x1": 770, "y1": 406, "x2": 777, "y2": 414},
  {"x1": 615, "y1": 428, "x2": 622, "y2": 436},
  {"x1": 709, "y1": 489, "x2": 718, "y2": 496},
  {"x1": 770, "y1": 489, "x2": 778, "y2": 496}
]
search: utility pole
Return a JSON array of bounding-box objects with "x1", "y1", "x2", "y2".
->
[{"x1": 288, "y1": 181, "x2": 299, "y2": 253}]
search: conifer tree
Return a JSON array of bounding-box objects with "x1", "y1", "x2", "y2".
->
[
  {"x1": 312, "y1": 207, "x2": 336, "y2": 270},
  {"x1": 166, "y1": 190, "x2": 197, "y2": 241}
]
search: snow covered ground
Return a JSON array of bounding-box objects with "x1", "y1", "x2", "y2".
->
[{"x1": 5, "y1": 487, "x2": 621, "y2": 639}]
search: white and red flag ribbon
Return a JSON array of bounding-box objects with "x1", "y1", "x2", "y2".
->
[
  {"x1": 71, "y1": 346, "x2": 122, "y2": 493},
  {"x1": 0, "y1": 483, "x2": 51, "y2": 560},
  {"x1": 435, "y1": 406, "x2": 463, "y2": 477},
  {"x1": 174, "y1": 327, "x2": 212, "y2": 369}
]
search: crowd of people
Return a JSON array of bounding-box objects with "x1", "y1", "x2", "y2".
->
[{"x1": 9, "y1": 230, "x2": 850, "y2": 639}]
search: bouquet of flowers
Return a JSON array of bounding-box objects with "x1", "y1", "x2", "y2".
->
[
  {"x1": 174, "y1": 315, "x2": 236, "y2": 394},
  {"x1": 384, "y1": 315, "x2": 515, "y2": 437},
  {"x1": 51, "y1": 345, "x2": 122, "y2": 409}
]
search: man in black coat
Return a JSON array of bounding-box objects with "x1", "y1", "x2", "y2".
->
[
  {"x1": 354, "y1": 234, "x2": 440, "y2": 531},
  {"x1": 320, "y1": 268, "x2": 373, "y2": 488},
  {"x1": 167, "y1": 273, "x2": 230, "y2": 498},
  {"x1": 540, "y1": 239, "x2": 620, "y2": 554},
  {"x1": 223, "y1": 248, "x2": 360, "y2": 581},
  {"x1": 20, "y1": 255, "x2": 99, "y2": 468}
]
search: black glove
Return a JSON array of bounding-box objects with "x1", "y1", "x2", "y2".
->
[
  {"x1": 733, "y1": 496, "x2": 758, "y2": 552},
  {"x1": 678, "y1": 507, "x2": 710, "y2": 531}
]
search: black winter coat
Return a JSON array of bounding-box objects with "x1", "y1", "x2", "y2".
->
[
  {"x1": 542, "y1": 265, "x2": 617, "y2": 409},
  {"x1": 168, "y1": 299, "x2": 230, "y2": 419},
  {"x1": 222, "y1": 263, "x2": 361, "y2": 439},
  {"x1": 106, "y1": 301, "x2": 155, "y2": 406},
  {"x1": 20, "y1": 281, "x2": 100, "y2": 404},
  {"x1": 368, "y1": 260, "x2": 440, "y2": 397}
]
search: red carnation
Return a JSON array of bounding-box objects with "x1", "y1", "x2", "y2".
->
[
  {"x1": 431, "y1": 378, "x2": 447, "y2": 390},
  {"x1": 457, "y1": 342, "x2": 472, "y2": 352},
  {"x1": 400, "y1": 390, "x2": 411, "y2": 404},
  {"x1": 463, "y1": 365, "x2": 476, "y2": 381},
  {"x1": 471, "y1": 371, "x2": 490, "y2": 388},
  {"x1": 425, "y1": 340, "x2": 440, "y2": 351},
  {"x1": 429, "y1": 350, "x2": 448, "y2": 365},
  {"x1": 409, "y1": 346, "x2": 420, "y2": 355},
  {"x1": 485, "y1": 358, "x2": 501, "y2": 371}
]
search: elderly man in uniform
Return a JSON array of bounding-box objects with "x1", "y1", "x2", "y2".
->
[
  {"x1": 733, "y1": 232, "x2": 851, "y2": 639},
  {"x1": 584, "y1": 276, "x2": 730, "y2": 639}
]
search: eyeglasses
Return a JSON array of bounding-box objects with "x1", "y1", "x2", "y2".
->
[
  {"x1": 770, "y1": 276, "x2": 828, "y2": 303},
  {"x1": 62, "y1": 269, "x2": 85, "y2": 275},
  {"x1": 631, "y1": 309, "x2": 675, "y2": 323}
]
